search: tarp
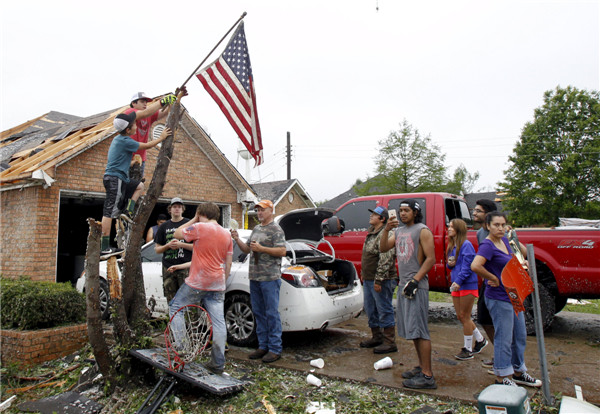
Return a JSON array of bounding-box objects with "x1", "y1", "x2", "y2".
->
[{"x1": 558, "y1": 218, "x2": 600, "y2": 228}]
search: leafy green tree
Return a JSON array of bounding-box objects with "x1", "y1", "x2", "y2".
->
[
  {"x1": 500, "y1": 86, "x2": 600, "y2": 226},
  {"x1": 355, "y1": 120, "x2": 478, "y2": 196},
  {"x1": 446, "y1": 164, "x2": 480, "y2": 195}
]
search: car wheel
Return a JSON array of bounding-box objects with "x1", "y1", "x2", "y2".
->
[
  {"x1": 224, "y1": 293, "x2": 257, "y2": 347},
  {"x1": 524, "y1": 282, "x2": 555, "y2": 335},
  {"x1": 99, "y1": 279, "x2": 110, "y2": 320}
]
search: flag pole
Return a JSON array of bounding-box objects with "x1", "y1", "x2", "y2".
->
[{"x1": 179, "y1": 12, "x2": 247, "y2": 90}]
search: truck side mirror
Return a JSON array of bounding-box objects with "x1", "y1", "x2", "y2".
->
[{"x1": 322, "y1": 216, "x2": 345, "y2": 235}]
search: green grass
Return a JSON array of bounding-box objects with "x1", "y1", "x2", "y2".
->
[
  {"x1": 1, "y1": 346, "x2": 478, "y2": 414},
  {"x1": 1, "y1": 351, "x2": 562, "y2": 414},
  {"x1": 563, "y1": 299, "x2": 600, "y2": 315},
  {"x1": 429, "y1": 291, "x2": 453, "y2": 303},
  {"x1": 428, "y1": 292, "x2": 600, "y2": 315}
]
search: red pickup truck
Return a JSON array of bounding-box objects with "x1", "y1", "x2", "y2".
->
[{"x1": 323, "y1": 192, "x2": 600, "y2": 332}]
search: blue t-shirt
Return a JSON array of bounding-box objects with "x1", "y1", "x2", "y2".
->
[
  {"x1": 477, "y1": 237, "x2": 512, "y2": 302},
  {"x1": 104, "y1": 134, "x2": 140, "y2": 182},
  {"x1": 448, "y1": 240, "x2": 478, "y2": 290}
]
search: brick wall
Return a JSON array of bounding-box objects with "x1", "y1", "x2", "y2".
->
[
  {"x1": 0, "y1": 129, "x2": 246, "y2": 281},
  {"x1": 0, "y1": 324, "x2": 88, "y2": 366},
  {"x1": 0, "y1": 185, "x2": 60, "y2": 281},
  {"x1": 56, "y1": 133, "x2": 243, "y2": 216}
]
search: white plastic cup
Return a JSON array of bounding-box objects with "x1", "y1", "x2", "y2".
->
[
  {"x1": 373, "y1": 356, "x2": 393, "y2": 370},
  {"x1": 310, "y1": 358, "x2": 325, "y2": 369},
  {"x1": 306, "y1": 374, "x2": 322, "y2": 387}
]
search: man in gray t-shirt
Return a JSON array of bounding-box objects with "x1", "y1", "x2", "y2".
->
[
  {"x1": 381, "y1": 199, "x2": 437, "y2": 390},
  {"x1": 231, "y1": 200, "x2": 286, "y2": 363}
]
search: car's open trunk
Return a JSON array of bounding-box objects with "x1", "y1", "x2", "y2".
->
[{"x1": 294, "y1": 257, "x2": 357, "y2": 295}]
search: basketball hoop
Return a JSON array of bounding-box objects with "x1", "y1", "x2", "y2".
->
[{"x1": 164, "y1": 304, "x2": 212, "y2": 371}]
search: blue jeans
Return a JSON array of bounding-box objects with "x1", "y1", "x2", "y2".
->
[
  {"x1": 363, "y1": 279, "x2": 396, "y2": 328},
  {"x1": 486, "y1": 297, "x2": 527, "y2": 377},
  {"x1": 169, "y1": 283, "x2": 226, "y2": 370},
  {"x1": 250, "y1": 279, "x2": 282, "y2": 354}
]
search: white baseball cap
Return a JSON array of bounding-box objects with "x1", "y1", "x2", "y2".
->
[
  {"x1": 113, "y1": 112, "x2": 137, "y2": 132},
  {"x1": 130, "y1": 92, "x2": 153, "y2": 103}
]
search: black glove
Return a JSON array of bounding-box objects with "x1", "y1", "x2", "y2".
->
[
  {"x1": 160, "y1": 94, "x2": 177, "y2": 106},
  {"x1": 402, "y1": 278, "x2": 419, "y2": 299}
]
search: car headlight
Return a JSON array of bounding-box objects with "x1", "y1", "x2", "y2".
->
[{"x1": 281, "y1": 265, "x2": 321, "y2": 288}]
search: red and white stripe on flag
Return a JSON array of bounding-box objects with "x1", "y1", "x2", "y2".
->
[{"x1": 196, "y1": 22, "x2": 263, "y2": 166}]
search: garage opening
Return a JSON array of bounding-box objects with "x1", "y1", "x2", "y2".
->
[
  {"x1": 57, "y1": 193, "x2": 171, "y2": 285},
  {"x1": 57, "y1": 192, "x2": 229, "y2": 285}
]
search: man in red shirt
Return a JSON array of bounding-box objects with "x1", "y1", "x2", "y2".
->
[
  {"x1": 124, "y1": 92, "x2": 174, "y2": 176},
  {"x1": 169, "y1": 203, "x2": 233, "y2": 375}
]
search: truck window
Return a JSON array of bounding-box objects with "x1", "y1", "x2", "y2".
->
[
  {"x1": 387, "y1": 198, "x2": 427, "y2": 226},
  {"x1": 337, "y1": 200, "x2": 378, "y2": 231},
  {"x1": 444, "y1": 198, "x2": 473, "y2": 226},
  {"x1": 458, "y1": 200, "x2": 473, "y2": 226}
]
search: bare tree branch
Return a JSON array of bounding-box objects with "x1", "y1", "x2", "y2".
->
[{"x1": 84, "y1": 218, "x2": 115, "y2": 382}]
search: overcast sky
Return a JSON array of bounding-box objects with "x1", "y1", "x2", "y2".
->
[{"x1": 1, "y1": 0, "x2": 598, "y2": 202}]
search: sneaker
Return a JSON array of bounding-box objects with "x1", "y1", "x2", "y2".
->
[
  {"x1": 473, "y1": 338, "x2": 488, "y2": 354},
  {"x1": 119, "y1": 211, "x2": 133, "y2": 224},
  {"x1": 100, "y1": 247, "x2": 124, "y2": 258},
  {"x1": 248, "y1": 348, "x2": 268, "y2": 360},
  {"x1": 487, "y1": 369, "x2": 495, "y2": 375},
  {"x1": 455, "y1": 347, "x2": 474, "y2": 360},
  {"x1": 513, "y1": 372, "x2": 542, "y2": 388},
  {"x1": 401, "y1": 366, "x2": 422, "y2": 379},
  {"x1": 403, "y1": 372, "x2": 437, "y2": 389},
  {"x1": 495, "y1": 377, "x2": 518, "y2": 387},
  {"x1": 262, "y1": 352, "x2": 281, "y2": 363},
  {"x1": 482, "y1": 358, "x2": 494, "y2": 368}
]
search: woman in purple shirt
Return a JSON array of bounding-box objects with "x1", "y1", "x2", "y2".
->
[{"x1": 471, "y1": 212, "x2": 541, "y2": 388}]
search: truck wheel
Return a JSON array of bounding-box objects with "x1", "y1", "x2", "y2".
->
[
  {"x1": 99, "y1": 279, "x2": 110, "y2": 320},
  {"x1": 554, "y1": 296, "x2": 568, "y2": 313},
  {"x1": 524, "y1": 283, "x2": 555, "y2": 335},
  {"x1": 224, "y1": 293, "x2": 257, "y2": 347}
]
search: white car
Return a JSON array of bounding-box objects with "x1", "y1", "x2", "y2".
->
[{"x1": 76, "y1": 208, "x2": 364, "y2": 346}]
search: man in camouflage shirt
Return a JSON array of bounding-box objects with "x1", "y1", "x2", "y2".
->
[
  {"x1": 231, "y1": 200, "x2": 286, "y2": 363},
  {"x1": 360, "y1": 206, "x2": 399, "y2": 353}
]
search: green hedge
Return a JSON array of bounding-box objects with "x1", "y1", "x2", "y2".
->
[{"x1": 0, "y1": 278, "x2": 86, "y2": 330}]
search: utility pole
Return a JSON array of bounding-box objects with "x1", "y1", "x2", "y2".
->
[{"x1": 287, "y1": 131, "x2": 291, "y2": 180}]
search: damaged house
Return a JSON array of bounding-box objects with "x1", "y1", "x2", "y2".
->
[{"x1": 0, "y1": 106, "x2": 258, "y2": 284}]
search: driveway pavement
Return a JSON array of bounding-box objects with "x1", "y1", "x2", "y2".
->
[{"x1": 226, "y1": 303, "x2": 600, "y2": 405}]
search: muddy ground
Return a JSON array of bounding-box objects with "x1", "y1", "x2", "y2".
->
[{"x1": 225, "y1": 303, "x2": 600, "y2": 405}]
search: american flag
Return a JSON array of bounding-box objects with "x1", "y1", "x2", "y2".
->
[{"x1": 197, "y1": 22, "x2": 263, "y2": 165}]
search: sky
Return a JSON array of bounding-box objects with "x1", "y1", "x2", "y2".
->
[{"x1": 1, "y1": 0, "x2": 598, "y2": 203}]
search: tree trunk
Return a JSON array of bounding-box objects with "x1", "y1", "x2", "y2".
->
[
  {"x1": 114, "y1": 100, "x2": 185, "y2": 346},
  {"x1": 84, "y1": 218, "x2": 116, "y2": 382}
]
